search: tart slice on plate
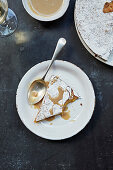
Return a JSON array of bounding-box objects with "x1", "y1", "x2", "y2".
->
[{"x1": 35, "y1": 76, "x2": 78, "y2": 122}]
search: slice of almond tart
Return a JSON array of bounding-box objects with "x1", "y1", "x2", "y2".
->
[{"x1": 35, "y1": 76, "x2": 78, "y2": 122}]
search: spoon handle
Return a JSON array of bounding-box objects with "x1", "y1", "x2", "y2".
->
[{"x1": 42, "y1": 38, "x2": 66, "y2": 80}]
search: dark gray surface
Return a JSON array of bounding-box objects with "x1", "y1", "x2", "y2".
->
[{"x1": 0, "y1": 0, "x2": 113, "y2": 169}]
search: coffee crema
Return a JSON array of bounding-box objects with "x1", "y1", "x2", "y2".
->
[{"x1": 30, "y1": 0, "x2": 63, "y2": 15}]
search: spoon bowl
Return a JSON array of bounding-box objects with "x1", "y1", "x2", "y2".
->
[{"x1": 28, "y1": 79, "x2": 46, "y2": 105}]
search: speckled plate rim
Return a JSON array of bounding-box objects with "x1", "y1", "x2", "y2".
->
[
  {"x1": 22, "y1": 0, "x2": 70, "y2": 21},
  {"x1": 16, "y1": 60, "x2": 95, "y2": 140},
  {"x1": 74, "y1": 1, "x2": 113, "y2": 67}
]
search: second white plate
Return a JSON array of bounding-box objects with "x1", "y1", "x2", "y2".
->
[
  {"x1": 74, "y1": 1, "x2": 113, "y2": 66},
  {"x1": 16, "y1": 60, "x2": 95, "y2": 140}
]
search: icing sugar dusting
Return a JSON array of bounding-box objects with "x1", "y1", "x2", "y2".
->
[
  {"x1": 36, "y1": 76, "x2": 73, "y2": 121},
  {"x1": 75, "y1": 0, "x2": 113, "y2": 60}
]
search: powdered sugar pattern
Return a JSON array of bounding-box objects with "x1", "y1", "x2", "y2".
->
[
  {"x1": 36, "y1": 76, "x2": 74, "y2": 121},
  {"x1": 75, "y1": 0, "x2": 113, "y2": 60}
]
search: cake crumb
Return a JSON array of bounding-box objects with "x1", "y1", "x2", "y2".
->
[
  {"x1": 70, "y1": 120, "x2": 75, "y2": 122},
  {"x1": 103, "y1": 1, "x2": 113, "y2": 13}
]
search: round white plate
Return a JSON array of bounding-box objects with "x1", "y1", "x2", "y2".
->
[
  {"x1": 16, "y1": 60, "x2": 95, "y2": 140},
  {"x1": 22, "y1": 0, "x2": 70, "y2": 21},
  {"x1": 74, "y1": 2, "x2": 113, "y2": 66}
]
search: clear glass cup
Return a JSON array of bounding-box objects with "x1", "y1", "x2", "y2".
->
[{"x1": 0, "y1": 0, "x2": 17, "y2": 37}]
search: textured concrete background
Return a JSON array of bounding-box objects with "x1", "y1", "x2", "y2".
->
[{"x1": 0, "y1": 0, "x2": 113, "y2": 169}]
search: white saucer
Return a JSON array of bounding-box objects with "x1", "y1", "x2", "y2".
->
[
  {"x1": 22, "y1": 0, "x2": 70, "y2": 21},
  {"x1": 16, "y1": 60, "x2": 95, "y2": 140},
  {"x1": 74, "y1": 1, "x2": 113, "y2": 66}
]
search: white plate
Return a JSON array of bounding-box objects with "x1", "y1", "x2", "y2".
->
[
  {"x1": 74, "y1": 1, "x2": 113, "y2": 66},
  {"x1": 16, "y1": 60, "x2": 95, "y2": 140},
  {"x1": 22, "y1": 0, "x2": 70, "y2": 21}
]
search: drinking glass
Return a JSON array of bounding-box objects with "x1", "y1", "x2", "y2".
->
[{"x1": 0, "y1": 0, "x2": 17, "y2": 37}]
